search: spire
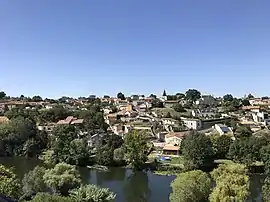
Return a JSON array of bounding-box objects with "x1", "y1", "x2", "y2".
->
[{"x1": 163, "y1": 90, "x2": 167, "y2": 96}]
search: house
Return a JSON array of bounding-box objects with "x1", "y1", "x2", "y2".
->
[
  {"x1": 87, "y1": 133, "x2": 107, "y2": 148},
  {"x1": 37, "y1": 123, "x2": 56, "y2": 134},
  {"x1": 57, "y1": 116, "x2": 84, "y2": 125},
  {"x1": 156, "y1": 132, "x2": 167, "y2": 141},
  {"x1": 165, "y1": 131, "x2": 188, "y2": 146},
  {"x1": 181, "y1": 118, "x2": 202, "y2": 130},
  {"x1": 111, "y1": 124, "x2": 131, "y2": 136},
  {"x1": 251, "y1": 111, "x2": 270, "y2": 125},
  {"x1": 130, "y1": 95, "x2": 139, "y2": 100},
  {"x1": 195, "y1": 95, "x2": 216, "y2": 106},
  {"x1": 162, "y1": 118, "x2": 178, "y2": 125},
  {"x1": 214, "y1": 124, "x2": 233, "y2": 135},
  {"x1": 163, "y1": 144, "x2": 179, "y2": 155}
]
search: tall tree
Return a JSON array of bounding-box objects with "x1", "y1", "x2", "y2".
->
[
  {"x1": 0, "y1": 91, "x2": 6, "y2": 99},
  {"x1": 117, "y1": 92, "x2": 125, "y2": 100},
  {"x1": 185, "y1": 89, "x2": 201, "y2": 102},
  {"x1": 43, "y1": 163, "x2": 81, "y2": 196},
  {"x1": 124, "y1": 131, "x2": 149, "y2": 171},
  {"x1": 242, "y1": 99, "x2": 251, "y2": 106},
  {"x1": 181, "y1": 131, "x2": 214, "y2": 170},
  {"x1": 32, "y1": 95, "x2": 43, "y2": 102},
  {"x1": 170, "y1": 170, "x2": 212, "y2": 202},
  {"x1": 210, "y1": 163, "x2": 250, "y2": 202},
  {"x1": 223, "y1": 94, "x2": 234, "y2": 102},
  {"x1": 215, "y1": 135, "x2": 233, "y2": 159}
]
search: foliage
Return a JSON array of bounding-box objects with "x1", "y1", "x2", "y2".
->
[
  {"x1": 43, "y1": 163, "x2": 81, "y2": 195},
  {"x1": 170, "y1": 170, "x2": 211, "y2": 202},
  {"x1": 103, "y1": 134, "x2": 123, "y2": 149},
  {"x1": 234, "y1": 126, "x2": 252, "y2": 139},
  {"x1": 228, "y1": 136, "x2": 266, "y2": 165},
  {"x1": 223, "y1": 94, "x2": 234, "y2": 102},
  {"x1": 117, "y1": 92, "x2": 125, "y2": 100},
  {"x1": 242, "y1": 99, "x2": 250, "y2": 106},
  {"x1": 32, "y1": 95, "x2": 43, "y2": 102},
  {"x1": 0, "y1": 164, "x2": 21, "y2": 199},
  {"x1": 40, "y1": 105, "x2": 71, "y2": 123},
  {"x1": 181, "y1": 131, "x2": 214, "y2": 170},
  {"x1": 262, "y1": 177, "x2": 270, "y2": 202},
  {"x1": 260, "y1": 144, "x2": 270, "y2": 174},
  {"x1": 152, "y1": 99, "x2": 164, "y2": 108},
  {"x1": 0, "y1": 91, "x2": 6, "y2": 99},
  {"x1": 216, "y1": 135, "x2": 233, "y2": 159},
  {"x1": 0, "y1": 117, "x2": 48, "y2": 157},
  {"x1": 22, "y1": 166, "x2": 47, "y2": 196},
  {"x1": 39, "y1": 150, "x2": 57, "y2": 167},
  {"x1": 185, "y1": 89, "x2": 201, "y2": 102},
  {"x1": 172, "y1": 103, "x2": 185, "y2": 112},
  {"x1": 95, "y1": 145, "x2": 114, "y2": 166},
  {"x1": 113, "y1": 147, "x2": 125, "y2": 163},
  {"x1": 30, "y1": 192, "x2": 74, "y2": 202},
  {"x1": 149, "y1": 94, "x2": 157, "y2": 99},
  {"x1": 68, "y1": 139, "x2": 90, "y2": 166},
  {"x1": 69, "y1": 184, "x2": 116, "y2": 202},
  {"x1": 209, "y1": 163, "x2": 250, "y2": 202},
  {"x1": 124, "y1": 131, "x2": 149, "y2": 171}
]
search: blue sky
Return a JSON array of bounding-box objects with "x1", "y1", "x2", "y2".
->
[{"x1": 1, "y1": 0, "x2": 270, "y2": 98}]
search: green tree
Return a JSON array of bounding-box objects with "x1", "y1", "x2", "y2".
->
[
  {"x1": 68, "y1": 139, "x2": 90, "y2": 166},
  {"x1": 117, "y1": 92, "x2": 125, "y2": 100},
  {"x1": 223, "y1": 94, "x2": 234, "y2": 102},
  {"x1": 0, "y1": 91, "x2": 6, "y2": 99},
  {"x1": 176, "y1": 93, "x2": 185, "y2": 99},
  {"x1": 209, "y1": 163, "x2": 250, "y2": 202},
  {"x1": 247, "y1": 93, "x2": 254, "y2": 99},
  {"x1": 262, "y1": 177, "x2": 270, "y2": 202},
  {"x1": 181, "y1": 131, "x2": 214, "y2": 170},
  {"x1": 228, "y1": 136, "x2": 266, "y2": 165},
  {"x1": 0, "y1": 164, "x2": 21, "y2": 199},
  {"x1": 124, "y1": 131, "x2": 149, "y2": 171},
  {"x1": 149, "y1": 94, "x2": 157, "y2": 99},
  {"x1": 185, "y1": 89, "x2": 201, "y2": 102},
  {"x1": 216, "y1": 135, "x2": 233, "y2": 159},
  {"x1": 234, "y1": 125, "x2": 252, "y2": 139},
  {"x1": 69, "y1": 184, "x2": 116, "y2": 202},
  {"x1": 22, "y1": 166, "x2": 47, "y2": 196},
  {"x1": 170, "y1": 170, "x2": 211, "y2": 202},
  {"x1": 43, "y1": 163, "x2": 81, "y2": 196},
  {"x1": 30, "y1": 192, "x2": 73, "y2": 202},
  {"x1": 242, "y1": 99, "x2": 250, "y2": 106},
  {"x1": 172, "y1": 103, "x2": 185, "y2": 112},
  {"x1": 32, "y1": 95, "x2": 43, "y2": 102},
  {"x1": 39, "y1": 150, "x2": 57, "y2": 167},
  {"x1": 95, "y1": 145, "x2": 114, "y2": 166}
]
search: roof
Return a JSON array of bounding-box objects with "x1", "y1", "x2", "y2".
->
[
  {"x1": 163, "y1": 144, "x2": 179, "y2": 151},
  {"x1": 57, "y1": 116, "x2": 84, "y2": 125},
  {"x1": 71, "y1": 119, "x2": 84, "y2": 124},
  {"x1": 165, "y1": 131, "x2": 188, "y2": 139}
]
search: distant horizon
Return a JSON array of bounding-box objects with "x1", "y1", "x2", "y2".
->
[{"x1": 1, "y1": 1, "x2": 269, "y2": 98}]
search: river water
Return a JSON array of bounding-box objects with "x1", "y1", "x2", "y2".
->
[{"x1": 0, "y1": 157, "x2": 175, "y2": 202}]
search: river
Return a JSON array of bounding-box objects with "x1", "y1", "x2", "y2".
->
[{"x1": 0, "y1": 157, "x2": 175, "y2": 202}]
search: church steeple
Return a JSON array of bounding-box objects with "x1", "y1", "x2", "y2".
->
[{"x1": 163, "y1": 90, "x2": 167, "y2": 96}]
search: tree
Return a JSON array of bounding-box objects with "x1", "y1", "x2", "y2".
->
[
  {"x1": 228, "y1": 136, "x2": 266, "y2": 165},
  {"x1": 30, "y1": 192, "x2": 73, "y2": 202},
  {"x1": 234, "y1": 126, "x2": 252, "y2": 139},
  {"x1": 0, "y1": 91, "x2": 6, "y2": 99},
  {"x1": 216, "y1": 135, "x2": 233, "y2": 159},
  {"x1": 39, "y1": 150, "x2": 57, "y2": 167},
  {"x1": 69, "y1": 184, "x2": 116, "y2": 202},
  {"x1": 242, "y1": 99, "x2": 250, "y2": 106},
  {"x1": 263, "y1": 177, "x2": 270, "y2": 202},
  {"x1": 43, "y1": 163, "x2": 81, "y2": 196},
  {"x1": 113, "y1": 147, "x2": 126, "y2": 165},
  {"x1": 223, "y1": 94, "x2": 234, "y2": 102},
  {"x1": 162, "y1": 90, "x2": 167, "y2": 96},
  {"x1": 247, "y1": 93, "x2": 254, "y2": 99},
  {"x1": 32, "y1": 95, "x2": 43, "y2": 102},
  {"x1": 209, "y1": 163, "x2": 250, "y2": 202},
  {"x1": 172, "y1": 103, "x2": 185, "y2": 112},
  {"x1": 117, "y1": 92, "x2": 125, "y2": 100},
  {"x1": 185, "y1": 89, "x2": 201, "y2": 102},
  {"x1": 95, "y1": 145, "x2": 114, "y2": 166},
  {"x1": 22, "y1": 166, "x2": 47, "y2": 196},
  {"x1": 149, "y1": 94, "x2": 157, "y2": 99},
  {"x1": 181, "y1": 131, "x2": 214, "y2": 170},
  {"x1": 68, "y1": 139, "x2": 90, "y2": 166},
  {"x1": 170, "y1": 170, "x2": 211, "y2": 202},
  {"x1": 176, "y1": 93, "x2": 185, "y2": 99},
  {"x1": 152, "y1": 99, "x2": 164, "y2": 108},
  {"x1": 0, "y1": 164, "x2": 21, "y2": 199},
  {"x1": 124, "y1": 131, "x2": 149, "y2": 171},
  {"x1": 103, "y1": 95, "x2": 110, "y2": 98}
]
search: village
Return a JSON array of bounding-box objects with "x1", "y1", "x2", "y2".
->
[{"x1": 1, "y1": 90, "x2": 270, "y2": 158}]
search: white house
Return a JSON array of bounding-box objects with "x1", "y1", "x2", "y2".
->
[
  {"x1": 181, "y1": 118, "x2": 202, "y2": 130},
  {"x1": 252, "y1": 111, "x2": 270, "y2": 125},
  {"x1": 162, "y1": 118, "x2": 178, "y2": 125},
  {"x1": 191, "y1": 109, "x2": 217, "y2": 118},
  {"x1": 214, "y1": 124, "x2": 233, "y2": 135},
  {"x1": 165, "y1": 132, "x2": 188, "y2": 146}
]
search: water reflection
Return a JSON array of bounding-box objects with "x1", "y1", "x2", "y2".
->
[{"x1": 123, "y1": 170, "x2": 151, "y2": 202}]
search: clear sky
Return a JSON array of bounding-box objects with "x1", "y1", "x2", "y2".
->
[{"x1": 1, "y1": 0, "x2": 270, "y2": 98}]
